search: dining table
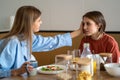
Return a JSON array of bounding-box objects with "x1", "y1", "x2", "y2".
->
[{"x1": 1, "y1": 69, "x2": 120, "y2": 80}]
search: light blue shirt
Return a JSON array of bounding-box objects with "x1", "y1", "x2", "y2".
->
[{"x1": 0, "y1": 33, "x2": 72, "y2": 78}]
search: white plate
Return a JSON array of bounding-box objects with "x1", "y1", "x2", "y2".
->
[{"x1": 37, "y1": 64, "x2": 66, "y2": 74}]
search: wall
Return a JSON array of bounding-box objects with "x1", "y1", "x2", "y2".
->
[{"x1": 0, "y1": 0, "x2": 120, "y2": 31}]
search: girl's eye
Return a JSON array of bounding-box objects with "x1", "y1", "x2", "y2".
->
[
  {"x1": 86, "y1": 22, "x2": 91, "y2": 26},
  {"x1": 39, "y1": 19, "x2": 41, "y2": 22},
  {"x1": 82, "y1": 22, "x2": 84, "y2": 26},
  {"x1": 82, "y1": 21, "x2": 91, "y2": 26}
]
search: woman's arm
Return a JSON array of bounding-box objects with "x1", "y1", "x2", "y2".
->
[
  {"x1": 70, "y1": 28, "x2": 81, "y2": 38},
  {"x1": 32, "y1": 24, "x2": 82, "y2": 52},
  {"x1": 32, "y1": 33, "x2": 72, "y2": 52}
]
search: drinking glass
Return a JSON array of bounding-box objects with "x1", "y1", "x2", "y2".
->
[
  {"x1": 69, "y1": 49, "x2": 80, "y2": 79},
  {"x1": 55, "y1": 53, "x2": 73, "y2": 80},
  {"x1": 72, "y1": 49, "x2": 81, "y2": 58},
  {"x1": 27, "y1": 60, "x2": 38, "y2": 76},
  {"x1": 55, "y1": 54, "x2": 72, "y2": 71},
  {"x1": 71, "y1": 49, "x2": 81, "y2": 66},
  {"x1": 99, "y1": 53, "x2": 112, "y2": 71},
  {"x1": 93, "y1": 54, "x2": 98, "y2": 74},
  {"x1": 100, "y1": 53, "x2": 112, "y2": 63}
]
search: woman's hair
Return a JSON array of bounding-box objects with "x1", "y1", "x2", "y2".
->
[
  {"x1": 83, "y1": 11, "x2": 106, "y2": 33},
  {"x1": 2, "y1": 5, "x2": 41, "y2": 54}
]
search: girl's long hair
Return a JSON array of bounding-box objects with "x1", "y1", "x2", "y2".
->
[{"x1": 2, "y1": 6, "x2": 41, "y2": 54}]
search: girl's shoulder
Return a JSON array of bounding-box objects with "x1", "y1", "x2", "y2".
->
[
  {"x1": 103, "y1": 33, "x2": 116, "y2": 41},
  {"x1": 103, "y1": 33, "x2": 118, "y2": 46}
]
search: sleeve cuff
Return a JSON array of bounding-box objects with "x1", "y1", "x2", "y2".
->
[
  {"x1": 0, "y1": 70, "x2": 11, "y2": 78},
  {"x1": 63, "y1": 33, "x2": 72, "y2": 46}
]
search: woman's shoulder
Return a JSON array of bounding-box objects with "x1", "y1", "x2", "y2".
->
[
  {"x1": 8, "y1": 36, "x2": 20, "y2": 43},
  {"x1": 0, "y1": 36, "x2": 20, "y2": 46},
  {"x1": 0, "y1": 36, "x2": 20, "y2": 54}
]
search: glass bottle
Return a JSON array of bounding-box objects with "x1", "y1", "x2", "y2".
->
[{"x1": 81, "y1": 43, "x2": 94, "y2": 76}]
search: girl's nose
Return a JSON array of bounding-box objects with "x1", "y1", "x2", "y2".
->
[
  {"x1": 83, "y1": 25, "x2": 87, "y2": 30},
  {"x1": 40, "y1": 20, "x2": 42, "y2": 24}
]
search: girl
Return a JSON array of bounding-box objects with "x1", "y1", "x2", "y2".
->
[{"x1": 79, "y1": 11, "x2": 120, "y2": 63}]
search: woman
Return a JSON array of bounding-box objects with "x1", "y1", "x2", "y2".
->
[
  {"x1": 79, "y1": 11, "x2": 120, "y2": 63},
  {"x1": 0, "y1": 6, "x2": 81, "y2": 77}
]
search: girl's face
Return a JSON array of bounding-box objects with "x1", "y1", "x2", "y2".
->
[
  {"x1": 82, "y1": 17, "x2": 100, "y2": 37},
  {"x1": 32, "y1": 16, "x2": 42, "y2": 32}
]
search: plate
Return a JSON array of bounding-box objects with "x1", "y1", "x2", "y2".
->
[{"x1": 37, "y1": 64, "x2": 66, "y2": 74}]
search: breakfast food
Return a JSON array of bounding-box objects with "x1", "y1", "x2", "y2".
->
[
  {"x1": 41, "y1": 65, "x2": 63, "y2": 71},
  {"x1": 77, "y1": 71, "x2": 92, "y2": 80}
]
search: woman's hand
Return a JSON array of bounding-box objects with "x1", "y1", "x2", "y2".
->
[
  {"x1": 80, "y1": 21, "x2": 83, "y2": 35},
  {"x1": 70, "y1": 22, "x2": 83, "y2": 38},
  {"x1": 11, "y1": 62, "x2": 33, "y2": 76}
]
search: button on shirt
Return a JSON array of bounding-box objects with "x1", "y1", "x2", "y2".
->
[{"x1": 0, "y1": 33, "x2": 72, "y2": 78}]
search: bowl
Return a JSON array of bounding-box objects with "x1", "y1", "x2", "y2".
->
[{"x1": 104, "y1": 63, "x2": 120, "y2": 77}]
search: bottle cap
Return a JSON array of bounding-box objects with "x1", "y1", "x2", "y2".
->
[
  {"x1": 83, "y1": 43, "x2": 90, "y2": 48},
  {"x1": 76, "y1": 57, "x2": 91, "y2": 65}
]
